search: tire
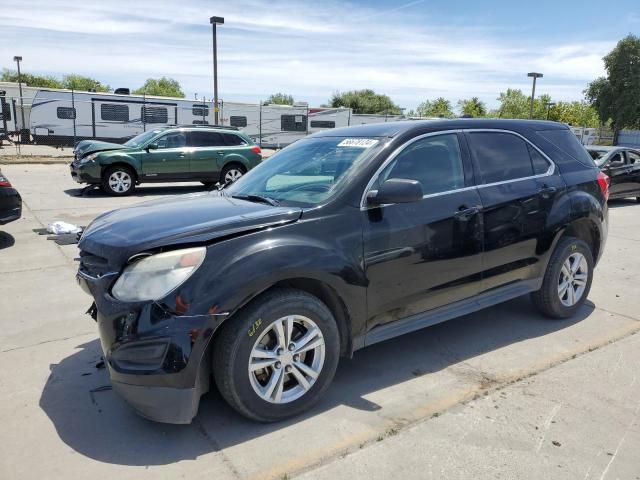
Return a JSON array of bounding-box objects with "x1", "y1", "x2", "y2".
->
[
  {"x1": 531, "y1": 237, "x2": 594, "y2": 319},
  {"x1": 220, "y1": 163, "x2": 246, "y2": 184},
  {"x1": 101, "y1": 165, "x2": 136, "y2": 196},
  {"x1": 212, "y1": 288, "x2": 340, "y2": 422}
]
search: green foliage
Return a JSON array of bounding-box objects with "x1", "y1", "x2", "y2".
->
[
  {"x1": 330, "y1": 89, "x2": 401, "y2": 115},
  {"x1": 133, "y1": 77, "x2": 185, "y2": 98},
  {"x1": 457, "y1": 97, "x2": 487, "y2": 117},
  {"x1": 586, "y1": 34, "x2": 640, "y2": 130},
  {"x1": 61, "y1": 74, "x2": 109, "y2": 92},
  {"x1": 266, "y1": 92, "x2": 294, "y2": 105},
  {"x1": 1, "y1": 68, "x2": 63, "y2": 89},
  {"x1": 415, "y1": 97, "x2": 454, "y2": 118},
  {"x1": 547, "y1": 101, "x2": 600, "y2": 127}
]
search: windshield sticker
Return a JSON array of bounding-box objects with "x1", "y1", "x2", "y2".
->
[{"x1": 337, "y1": 138, "x2": 379, "y2": 148}]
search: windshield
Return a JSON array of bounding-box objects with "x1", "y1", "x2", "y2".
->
[
  {"x1": 588, "y1": 149, "x2": 611, "y2": 166},
  {"x1": 124, "y1": 129, "x2": 163, "y2": 148},
  {"x1": 225, "y1": 136, "x2": 384, "y2": 206}
]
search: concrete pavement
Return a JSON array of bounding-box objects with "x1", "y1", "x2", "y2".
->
[{"x1": 0, "y1": 164, "x2": 639, "y2": 480}]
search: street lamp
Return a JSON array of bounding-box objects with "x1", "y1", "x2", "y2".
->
[
  {"x1": 527, "y1": 72, "x2": 543, "y2": 119},
  {"x1": 13, "y1": 56, "x2": 27, "y2": 141},
  {"x1": 545, "y1": 101, "x2": 556, "y2": 120},
  {"x1": 209, "y1": 16, "x2": 224, "y2": 125}
]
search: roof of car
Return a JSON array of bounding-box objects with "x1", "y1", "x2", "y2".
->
[{"x1": 311, "y1": 118, "x2": 568, "y2": 138}]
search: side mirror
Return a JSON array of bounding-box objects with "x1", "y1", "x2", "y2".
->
[
  {"x1": 146, "y1": 143, "x2": 158, "y2": 151},
  {"x1": 367, "y1": 178, "x2": 423, "y2": 205}
]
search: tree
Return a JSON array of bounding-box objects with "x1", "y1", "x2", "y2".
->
[
  {"x1": 329, "y1": 89, "x2": 401, "y2": 114},
  {"x1": 548, "y1": 101, "x2": 599, "y2": 127},
  {"x1": 61, "y1": 74, "x2": 109, "y2": 92},
  {"x1": 1, "y1": 68, "x2": 63, "y2": 89},
  {"x1": 457, "y1": 97, "x2": 487, "y2": 117},
  {"x1": 266, "y1": 92, "x2": 294, "y2": 105},
  {"x1": 586, "y1": 34, "x2": 640, "y2": 140},
  {"x1": 415, "y1": 97, "x2": 454, "y2": 118},
  {"x1": 133, "y1": 77, "x2": 185, "y2": 98}
]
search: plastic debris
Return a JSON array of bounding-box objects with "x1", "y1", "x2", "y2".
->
[{"x1": 47, "y1": 221, "x2": 82, "y2": 235}]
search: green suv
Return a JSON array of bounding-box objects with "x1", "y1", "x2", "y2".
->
[{"x1": 70, "y1": 126, "x2": 262, "y2": 195}]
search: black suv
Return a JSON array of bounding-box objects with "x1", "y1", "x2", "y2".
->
[{"x1": 77, "y1": 119, "x2": 609, "y2": 424}]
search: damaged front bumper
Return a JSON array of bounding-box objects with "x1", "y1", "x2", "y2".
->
[{"x1": 78, "y1": 270, "x2": 228, "y2": 424}]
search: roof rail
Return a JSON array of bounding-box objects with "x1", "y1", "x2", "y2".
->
[{"x1": 174, "y1": 124, "x2": 239, "y2": 130}]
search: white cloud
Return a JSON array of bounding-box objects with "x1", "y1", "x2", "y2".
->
[{"x1": 0, "y1": 0, "x2": 612, "y2": 109}]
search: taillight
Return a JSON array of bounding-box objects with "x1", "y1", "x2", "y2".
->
[
  {"x1": 597, "y1": 171, "x2": 610, "y2": 201},
  {"x1": 251, "y1": 146, "x2": 261, "y2": 155},
  {"x1": 0, "y1": 175, "x2": 11, "y2": 187}
]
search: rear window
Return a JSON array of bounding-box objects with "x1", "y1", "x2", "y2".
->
[
  {"x1": 222, "y1": 133, "x2": 247, "y2": 146},
  {"x1": 537, "y1": 129, "x2": 595, "y2": 167},
  {"x1": 190, "y1": 131, "x2": 225, "y2": 147}
]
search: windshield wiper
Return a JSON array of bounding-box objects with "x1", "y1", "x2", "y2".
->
[{"x1": 231, "y1": 194, "x2": 280, "y2": 206}]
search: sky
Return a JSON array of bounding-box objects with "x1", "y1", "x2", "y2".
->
[{"x1": 1, "y1": 0, "x2": 639, "y2": 110}]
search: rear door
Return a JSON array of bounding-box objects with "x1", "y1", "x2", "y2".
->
[
  {"x1": 603, "y1": 150, "x2": 630, "y2": 198},
  {"x1": 188, "y1": 130, "x2": 228, "y2": 180},
  {"x1": 141, "y1": 130, "x2": 190, "y2": 180},
  {"x1": 363, "y1": 132, "x2": 484, "y2": 330},
  {"x1": 465, "y1": 130, "x2": 551, "y2": 291}
]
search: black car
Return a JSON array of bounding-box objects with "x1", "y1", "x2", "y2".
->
[
  {"x1": 77, "y1": 119, "x2": 609, "y2": 424},
  {"x1": 0, "y1": 169, "x2": 21, "y2": 225},
  {"x1": 587, "y1": 145, "x2": 640, "y2": 201}
]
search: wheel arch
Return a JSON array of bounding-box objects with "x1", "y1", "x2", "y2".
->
[
  {"x1": 560, "y1": 217, "x2": 602, "y2": 264},
  {"x1": 101, "y1": 159, "x2": 139, "y2": 182}
]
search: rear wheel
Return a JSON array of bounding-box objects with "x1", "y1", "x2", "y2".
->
[
  {"x1": 101, "y1": 166, "x2": 135, "y2": 196},
  {"x1": 213, "y1": 288, "x2": 340, "y2": 422},
  {"x1": 221, "y1": 164, "x2": 246, "y2": 184},
  {"x1": 531, "y1": 237, "x2": 593, "y2": 319}
]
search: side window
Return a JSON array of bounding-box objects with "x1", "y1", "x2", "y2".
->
[
  {"x1": 281, "y1": 114, "x2": 306, "y2": 132},
  {"x1": 142, "y1": 106, "x2": 168, "y2": 124},
  {"x1": 192, "y1": 104, "x2": 209, "y2": 117},
  {"x1": 628, "y1": 151, "x2": 640, "y2": 164},
  {"x1": 101, "y1": 104, "x2": 129, "y2": 122},
  {"x1": 378, "y1": 134, "x2": 465, "y2": 196},
  {"x1": 468, "y1": 132, "x2": 533, "y2": 184},
  {"x1": 189, "y1": 131, "x2": 225, "y2": 147},
  {"x1": 230, "y1": 116, "x2": 247, "y2": 128},
  {"x1": 57, "y1": 107, "x2": 76, "y2": 119},
  {"x1": 609, "y1": 152, "x2": 624, "y2": 166},
  {"x1": 222, "y1": 133, "x2": 246, "y2": 146},
  {"x1": 155, "y1": 132, "x2": 186, "y2": 149},
  {"x1": 527, "y1": 144, "x2": 551, "y2": 175}
]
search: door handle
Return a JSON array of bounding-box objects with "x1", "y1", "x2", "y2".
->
[
  {"x1": 538, "y1": 185, "x2": 557, "y2": 197},
  {"x1": 454, "y1": 205, "x2": 481, "y2": 221}
]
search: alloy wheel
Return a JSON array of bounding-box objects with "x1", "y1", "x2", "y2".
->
[
  {"x1": 557, "y1": 252, "x2": 588, "y2": 307},
  {"x1": 108, "y1": 171, "x2": 132, "y2": 193},
  {"x1": 248, "y1": 315, "x2": 325, "y2": 404}
]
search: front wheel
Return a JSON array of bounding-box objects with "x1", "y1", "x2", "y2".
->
[
  {"x1": 101, "y1": 166, "x2": 135, "y2": 196},
  {"x1": 531, "y1": 237, "x2": 594, "y2": 319},
  {"x1": 212, "y1": 288, "x2": 340, "y2": 422}
]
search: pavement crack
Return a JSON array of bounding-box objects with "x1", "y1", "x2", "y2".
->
[
  {"x1": 0, "y1": 331, "x2": 95, "y2": 353},
  {"x1": 194, "y1": 419, "x2": 243, "y2": 479}
]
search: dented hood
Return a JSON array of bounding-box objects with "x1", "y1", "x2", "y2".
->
[
  {"x1": 74, "y1": 140, "x2": 133, "y2": 159},
  {"x1": 79, "y1": 192, "x2": 302, "y2": 266}
]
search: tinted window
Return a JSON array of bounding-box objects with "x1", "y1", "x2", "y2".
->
[
  {"x1": 230, "y1": 116, "x2": 247, "y2": 128},
  {"x1": 156, "y1": 132, "x2": 186, "y2": 149},
  {"x1": 310, "y1": 120, "x2": 336, "y2": 128},
  {"x1": 142, "y1": 106, "x2": 168, "y2": 124},
  {"x1": 222, "y1": 133, "x2": 246, "y2": 146},
  {"x1": 189, "y1": 131, "x2": 225, "y2": 147},
  {"x1": 528, "y1": 145, "x2": 550, "y2": 175},
  {"x1": 56, "y1": 106, "x2": 76, "y2": 119},
  {"x1": 192, "y1": 104, "x2": 209, "y2": 117},
  {"x1": 101, "y1": 104, "x2": 129, "y2": 122},
  {"x1": 537, "y1": 129, "x2": 595, "y2": 167},
  {"x1": 468, "y1": 132, "x2": 533, "y2": 184},
  {"x1": 381, "y1": 134, "x2": 465, "y2": 195},
  {"x1": 281, "y1": 114, "x2": 306, "y2": 132}
]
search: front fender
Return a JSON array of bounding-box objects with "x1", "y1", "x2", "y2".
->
[{"x1": 100, "y1": 154, "x2": 141, "y2": 174}]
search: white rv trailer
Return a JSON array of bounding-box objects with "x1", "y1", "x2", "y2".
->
[
  {"x1": 29, "y1": 89, "x2": 353, "y2": 147},
  {"x1": 0, "y1": 81, "x2": 42, "y2": 137}
]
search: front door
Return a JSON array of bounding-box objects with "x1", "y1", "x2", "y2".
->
[
  {"x1": 363, "y1": 132, "x2": 484, "y2": 330},
  {"x1": 604, "y1": 150, "x2": 630, "y2": 198},
  {"x1": 142, "y1": 130, "x2": 190, "y2": 180},
  {"x1": 626, "y1": 150, "x2": 640, "y2": 197}
]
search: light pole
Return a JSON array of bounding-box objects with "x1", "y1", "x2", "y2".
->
[
  {"x1": 527, "y1": 72, "x2": 543, "y2": 119},
  {"x1": 210, "y1": 16, "x2": 224, "y2": 125},
  {"x1": 13, "y1": 56, "x2": 27, "y2": 140},
  {"x1": 545, "y1": 101, "x2": 556, "y2": 120}
]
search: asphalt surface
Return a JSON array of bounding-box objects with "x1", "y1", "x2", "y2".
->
[{"x1": 1, "y1": 164, "x2": 639, "y2": 480}]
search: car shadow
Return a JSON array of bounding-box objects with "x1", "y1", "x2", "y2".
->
[
  {"x1": 608, "y1": 198, "x2": 639, "y2": 209},
  {"x1": 0, "y1": 231, "x2": 15, "y2": 249},
  {"x1": 63, "y1": 184, "x2": 209, "y2": 198},
  {"x1": 39, "y1": 296, "x2": 594, "y2": 466}
]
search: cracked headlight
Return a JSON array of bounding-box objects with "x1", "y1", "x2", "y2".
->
[
  {"x1": 112, "y1": 247, "x2": 206, "y2": 302},
  {"x1": 80, "y1": 153, "x2": 98, "y2": 164}
]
